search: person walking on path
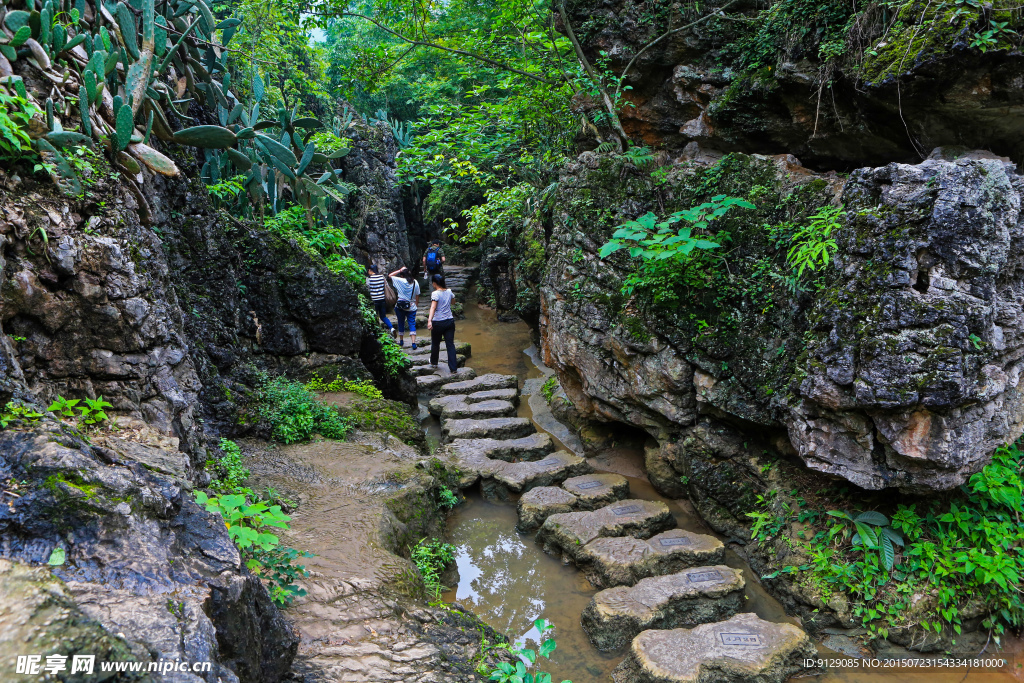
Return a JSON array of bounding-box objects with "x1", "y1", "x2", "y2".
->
[
  {"x1": 427, "y1": 273, "x2": 458, "y2": 372},
  {"x1": 422, "y1": 239, "x2": 445, "y2": 277},
  {"x1": 365, "y1": 264, "x2": 396, "y2": 337},
  {"x1": 389, "y1": 266, "x2": 420, "y2": 349}
]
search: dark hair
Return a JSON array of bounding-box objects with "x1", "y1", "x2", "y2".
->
[
  {"x1": 431, "y1": 274, "x2": 447, "y2": 289},
  {"x1": 430, "y1": 239, "x2": 441, "y2": 246},
  {"x1": 399, "y1": 267, "x2": 415, "y2": 284},
  {"x1": 368, "y1": 264, "x2": 379, "y2": 274}
]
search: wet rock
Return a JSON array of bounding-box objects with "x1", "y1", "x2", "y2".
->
[
  {"x1": 0, "y1": 559, "x2": 146, "y2": 679},
  {"x1": 582, "y1": 566, "x2": 745, "y2": 650},
  {"x1": 409, "y1": 353, "x2": 466, "y2": 367},
  {"x1": 562, "y1": 473, "x2": 629, "y2": 510},
  {"x1": 537, "y1": 500, "x2": 676, "y2": 561},
  {"x1": 578, "y1": 529, "x2": 727, "y2": 588},
  {"x1": 404, "y1": 341, "x2": 472, "y2": 358},
  {"x1": 517, "y1": 486, "x2": 578, "y2": 532},
  {"x1": 611, "y1": 612, "x2": 814, "y2": 683},
  {"x1": 416, "y1": 368, "x2": 476, "y2": 392},
  {"x1": 442, "y1": 417, "x2": 535, "y2": 442},
  {"x1": 464, "y1": 388, "x2": 520, "y2": 405},
  {"x1": 428, "y1": 396, "x2": 517, "y2": 420},
  {"x1": 448, "y1": 433, "x2": 555, "y2": 463},
  {"x1": 437, "y1": 373, "x2": 519, "y2": 396}
]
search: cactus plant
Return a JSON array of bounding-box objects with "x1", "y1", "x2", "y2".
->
[{"x1": 173, "y1": 125, "x2": 237, "y2": 148}]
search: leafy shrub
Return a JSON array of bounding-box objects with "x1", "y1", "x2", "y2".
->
[
  {"x1": 456, "y1": 182, "x2": 533, "y2": 244},
  {"x1": 757, "y1": 440, "x2": 1024, "y2": 641},
  {"x1": 359, "y1": 295, "x2": 411, "y2": 376},
  {"x1": 411, "y1": 538, "x2": 456, "y2": 599},
  {"x1": 325, "y1": 253, "x2": 365, "y2": 287},
  {"x1": 251, "y1": 546, "x2": 313, "y2": 605},
  {"x1": 209, "y1": 438, "x2": 251, "y2": 494},
  {"x1": 0, "y1": 401, "x2": 43, "y2": 429},
  {"x1": 0, "y1": 85, "x2": 41, "y2": 161},
  {"x1": 46, "y1": 395, "x2": 111, "y2": 429},
  {"x1": 488, "y1": 619, "x2": 568, "y2": 683},
  {"x1": 787, "y1": 205, "x2": 842, "y2": 278},
  {"x1": 258, "y1": 375, "x2": 351, "y2": 443}
]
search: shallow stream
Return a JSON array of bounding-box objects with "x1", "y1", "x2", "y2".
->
[{"x1": 433, "y1": 293, "x2": 1023, "y2": 683}]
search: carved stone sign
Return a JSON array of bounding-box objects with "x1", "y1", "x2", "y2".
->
[
  {"x1": 687, "y1": 570, "x2": 723, "y2": 583},
  {"x1": 612, "y1": 504, "x2": 642, "y2": 516},
  {"x1": 575, "y1": 480, "x2": 603, "y2": 490},
  {"x1": 659, "y1": 536, "x2": 692, "y2": 547},
  {"x1": 719, "y1": 632, "x2": 765, "y2": 648}
]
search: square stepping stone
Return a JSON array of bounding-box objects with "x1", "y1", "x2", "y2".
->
[
  {"x1": 611, "y1": 612, "x2": 814, "y2": 683},
  {"x1": 536, "y1": 500, "x2": 676, "y2": 561},
  {"x1": 578, "y1": 529, "x2": 727, "y2": 588},
  {"x1": 562, "y1": 473, "x2": 629, "y2": 510},
  {"x1": 517, "y1": 486, "x2": 578, "y2": 532},
  {"x1": 582, "y1": 566, "x2": 744, "y2": 650},
  {"x1": 464, "y1": 388, "x2": 519, "y2": 405}
]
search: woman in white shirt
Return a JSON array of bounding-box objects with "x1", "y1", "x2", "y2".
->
[
  {"x1": 426, "y1": 274, "x2": 458, "y2": 372},
  {"x1": 388, "y1": 267, "x2": 421, "y2": 349}
]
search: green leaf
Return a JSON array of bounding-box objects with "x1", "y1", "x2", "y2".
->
[
  {"x1": 11, "y1": 25, "x2": 32, "y2": 47},
  {"x1": 115, "y1": 104, "x2": 134, "y2": 151},
  {"x1": 215, "y1": 17, "x2": 242, "y2": 30},
  {"x1": 173, "y1": 125, "x2": 237, "y2": 149},
  {"x1": 881, "y1": 534, "x2": 895, "y2": 571},
  {"x1": 295, "y1": 141, "x2": 315, "y2": 176},
  {"x1": 254, "y1": 133, "x2": 297, "y2": 166},
  {"x1": 47, "y1": 547, "x2": 66, "y2": 565},
  {"x1": 855, "y1": 511, "x2": 889, "y2": 527},
  {"x1": 252, "y1": 72, "x2": 264, "y2": 102}
]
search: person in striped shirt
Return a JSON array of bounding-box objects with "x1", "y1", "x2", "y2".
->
[{"x1": 365, "y1": 264, "x2": 395, "y2": 336}]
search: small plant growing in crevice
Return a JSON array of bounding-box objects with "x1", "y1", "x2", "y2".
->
[
  {"x1": 437, "y1": 486, "x2": 460, "y2": 510},
  {"x1": 411, "y1": 538, "x2": 456, "y2": 599},
  {"x1": 540, "y1": 376, "x2": 559, "y2": 403}
]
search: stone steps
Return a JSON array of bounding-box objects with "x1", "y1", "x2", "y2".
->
[
  {"x1": 403, "y1": 341, "x2": 471, "y2": 358},
  {"x1": 611, "y1": 612, "x2": 815, "y2": 683},
  {"x1": 581, "y1": 566, "x2": 745, "y2": 651},
  {"x1": 430, "y1": 398, "x2": 518, "y2": 420},
  {"x1": 437, "y1": 373, "x2": 519, "y2": 396},
  {"x1": 515, "y1": 474, "x2": 630, "y2": 532},
  {"x1": 442, "y1": 416, "x2": 535, "y2": 442},
  {"x1": 449, "y1": 433, "x2": 555, "y2": 464},
  {"x1": 408, "y1": 354, "x2": 467, "y2": 367},
  {"x1": 536, "y1": 500, "x2": 676, "y2": 562},
  {"x1": 427, "y1": 386, "x2": 521, "y2": 416},
  {"x1": 577, "y1": 529, "x2": 727, "y2": 589},
  {"x1": 479, "y1": 450, "x2": 592, "y2": 500},
  {"x1": 415, "y1": 367, "x2": 476, "y2": 392}
]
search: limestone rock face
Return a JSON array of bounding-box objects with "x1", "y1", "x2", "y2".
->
[
  {"x1": 539, "y1": 152, "x2": 1024, "y2": 491},
  {"x1": 791, "y1": 155, "x2": 1024, "y2": 490},
  {"x1": 0, "y1": 427, "x2": 297, "y2": 682},
  {"x1": 611, "y1": 612, "x2": 815, "y2": 683}
]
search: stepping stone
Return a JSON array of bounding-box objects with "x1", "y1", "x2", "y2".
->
[
  {"x1": 442, "y1": 417, "x2": 535, "y2": 442},
  {"x1": 464, "y1": 388, "x2": 519, "y2": 405},
  {"x1": 449, "y1": 433, "x2": 554, "y2": 463},
  {"x1": 437, "y1": 373, "x2": 518, "y2": 396},
  {"x1": 517, "y1": 486, "x2": 577, "y2": 532},
  {"x1": 416, "y1": 368, "x2": 476, "y2": 392},
  {"x1": 404, "y1": 341, "x2": 471, "y2": 358},
  {"x1": 611, "y1": 612, "x2": 814, "y2": 683},
  {"x1": 562, "y1": 473, "x2": 629, "y2": 510},
  {"x1": 537, "y1": 500, "x2": 676, "y2": 562},
  {"x1": 483, "y1": 450, "x2": 592, "y2": 500},
  {"x1": 582, "y1": 566, "x2": 745, "y2": 651},
  {"x1": 431, "y1": 398, "x2": 517, "y2": 420},
  {"x1": 578, "y1": 529, "x2": 727, "y2": 588},
  {"x1": 408, "y1": 354, "x2": 466, "y2": 367}
]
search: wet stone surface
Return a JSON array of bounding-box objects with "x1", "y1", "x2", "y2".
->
[
  {"x1": 430, "y1": 397, "x2": 518, "y2": 420},
  {"x1": 581, "y1": 566, "x2": 745, "y2": 650},
  {"x1": 437, "y1": 373, "x2": 520, "y2": 396},
  {"x1": 448, "y1": 433, "x2": 555, "y2": 465},
  {"x1": 442, "y1": 416, "x2": 536, "y2": 442},
  {"x1": 536, "y1": 500, "x2": 676, "y2": 561},
  {"x1": 611, "y1": 612, "x2": 814, "y2": 683},
  {"x1": 517, "y1": 486, "x2": 579, "y2": 532},
  {"x1": 482, "y1": 450, "x2": 593, "y2": 500},
  {"x1": 562, "y1": 473, "x2": 630, "y2": 510},
  {"x1": 416, "y1": 367, "x2": 476, "y2": 392},
  {"x1": 578, "y1": 529, "x2": 727, "y2": 588}
]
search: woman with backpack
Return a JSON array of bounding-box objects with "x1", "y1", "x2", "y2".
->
[
  {"x1": 365, "y1": 264, "x2": 396, "y2": 337},
  {"x1": 388, "y1": 266, "x2": 420, "y2": 349},
  {"x1": 426, "y1": 273, "x2": 458, "y2": 372}
]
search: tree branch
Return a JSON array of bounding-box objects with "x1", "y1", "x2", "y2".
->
[
  {"x1": 613, "y1": 0, "x2": 740, "y2": 101},
  {"x1": 310, "y1": 11, "x2": 558, "y2": 85}
]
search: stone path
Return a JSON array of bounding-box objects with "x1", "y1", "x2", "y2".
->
[{"x1": 400, "y1": 274, "x2": 812, "y2": 681}]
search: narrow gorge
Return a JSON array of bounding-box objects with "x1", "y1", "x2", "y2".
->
[{"x1": 2, "y1": 0, "x2": 1024, "y2": 681}]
